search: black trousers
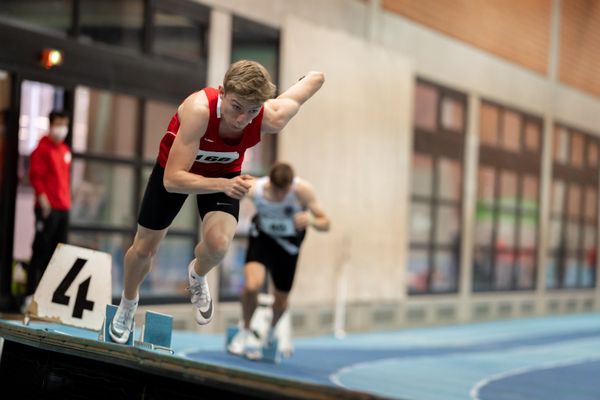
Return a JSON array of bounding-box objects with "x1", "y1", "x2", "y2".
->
[{"x1": 27, "y1": 208, "x2": 69, "y2": 295}]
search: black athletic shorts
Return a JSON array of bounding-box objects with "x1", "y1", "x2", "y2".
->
[
  {"x1": 138, "y1": 163, "x2": 241, "y2": 230},
  {"x1": 245, "y1": 222, "x2": 306, "y2": 293}
]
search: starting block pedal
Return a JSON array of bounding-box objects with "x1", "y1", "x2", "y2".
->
[
  {"x1": 225, "y1": 325, "x2": 240, "y2": 348},
  {"x1": 99, "y1": 305, "x2": 173, "y2": 354},
  {"x1": 136, "y1": 310, "x2": 173, "y2": 354},
  {"x1": 99, "y1": 304, "x2": 134, "y2": 345},
  {"x1": 225, "y1": 324, "x2": 282, "y2": 363},
  {"x1": 262, "y1": 338, "x2": 281, "y2": 363}
]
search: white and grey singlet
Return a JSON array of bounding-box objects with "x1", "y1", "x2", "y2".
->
[{"x1": 251, "y1": 176, "x2": 305, "y2": 254}]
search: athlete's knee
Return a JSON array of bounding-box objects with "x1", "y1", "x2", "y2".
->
[
  {"x1": 244, "y1": 280, "x2": 262, "y2": 293},
  {"x1": 201, "y1": 231, "x2": 232, "y2": 259},
  {"x1": 128, "y1": 226, "x2": 165, "y2": 259},
  {"x1": 243, "y1": 261, "x2": 266, "y2": 289},
  {"x1": 129, "y1": 238, "x2": 159, "y2": 260}
]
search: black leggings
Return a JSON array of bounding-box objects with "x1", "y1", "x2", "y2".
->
[{"x1": 28, "y1": 208, "x2": 69, "y2": 295}]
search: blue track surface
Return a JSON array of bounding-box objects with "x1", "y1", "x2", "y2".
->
[{"x1": 5, "y1": 312, "x2": 600, "y2": 399}]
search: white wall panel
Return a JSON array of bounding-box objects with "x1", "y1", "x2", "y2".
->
[{"x1": 279, "y1": 17, "x2": 414, "y2": 304}]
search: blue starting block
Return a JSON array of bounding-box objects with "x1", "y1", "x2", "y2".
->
[
  {"x1": 137, "y1": 310, "x2": 173, "y2": 353},
  {"x1": 100, "y1": 304, "x2": 134, "y2": 345},
  {"x1": 225, "y1": 325, "x2": 282, "y2": 363},
  {"x1": 100, "y1": 304, "x2": 173, "y2": 354},
  {"x1": 262, "y1": 337, "x2": 281, "y2": 363},
  {"x1": 225, "y1": 325, "x2": 239, "y2": 348}
]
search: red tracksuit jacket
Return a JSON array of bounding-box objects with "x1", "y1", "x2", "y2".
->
[{"x1": 29, "y1": 135, "x2": 71, "y2": 211}]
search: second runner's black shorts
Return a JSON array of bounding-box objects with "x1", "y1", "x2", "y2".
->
[{"x1": 245, "y1": 225, "x2": 306, "y2": 293}]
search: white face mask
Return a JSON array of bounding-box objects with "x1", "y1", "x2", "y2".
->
[{"x1": 50, "y1": 126, "x2": 68, "y2": 141}]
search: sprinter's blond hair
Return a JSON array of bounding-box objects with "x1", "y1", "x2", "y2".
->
[{"x1": 223, "y1": 60, "x2": 276, "y2": 104}]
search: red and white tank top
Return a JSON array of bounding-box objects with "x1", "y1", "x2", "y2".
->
[{"x1": 157, "y1": 87, "x2": 264, "y2": 177}]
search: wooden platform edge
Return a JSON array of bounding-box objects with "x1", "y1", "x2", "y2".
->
[{"x1": 0, "y1": 320, "x2": 382, "y2": 400}]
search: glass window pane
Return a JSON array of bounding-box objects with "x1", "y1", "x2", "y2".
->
[
  {"x1": 71, "y1": 160, "x2": 135, "y2": 227},
  {"x1": 411, "y1": 153, "x2": 433, "y2": 196},
  {"x1": 73, "y1": 87, "x2": 139, "y2": 157},
  {"x1": 587, "y1": 141, "x2": 598, "y2": 168},
  {"x1": 68, "y1": 231, "x2": 132, "y2": 298},
  {"x1": 583, "y1": 247, "x2": 596, "y2": 287},
  {"x1": 80, "y1": 0, "x2": 144, "y2": 51},
  {"x1": 563, "y1": 258, "x2": 579, "y2": 288},
  {"x1": 520, "y1": 212, "x2": 537, "y2": 249},
  {"x1": 144, "y1": 235, "x2": 195, "y2": 299},
  {"x1": 408, "y1": 249, "x2": 430, "y2": 294},
  {"x1": 473, "y1": 249, "x2": 493, "y2": 291},
  {"x1": 232, "y1": 16, "x2": 279, "y2": 82},
  {"x1": 435, "y1": 205, "x2": 459, "y2": 245},
  {"x1": 499, "y1": 170, "x2": 518, "y2": 209},
  {"x1": 581, "y1": 264, "x2": 595, "y2": 287},
  {"x1": 583, "y1": 225, "x2": 596, "y2": 250},
  {"x1": 524, "y1": 120, "x2": 540, "y2": 152},
  {"x1": 501, "y1": 110, "x2": 521, "y2": 152},
  {"x1": 438, "y1": 158, "x2": 461, "y2": 201},
  {"x1": 494, "y1": 252, "x2": 514, "y2": 290},
  {"x1": 440, "y1": 96, "x2": 464, "y2": 132},
  {"x1": 477, "y1": 166, "x2": 496, "y2": 206},
  {"x1": 480, "y1": 103, "x2": 499, "y2": 146},
  {"x1": 548, "y1": 218, "x2": 563, "y2": 250},
  {"x1": 553, "y1": 126, "x2": 569, "y2": 163},
  {"x1": 18, "y1": 80, "x2": 65, "y2": 156},
  {"x1": 521, "y1": 175, "x2": 538, "y2": 212},
  {"x1": 568, "y1": 185, "x2": 581, "y2": 218},
  {"x1": 585, "y1": 187, "x2": 597, "y2": 221},
  {"x1": 546, "y1": 256, "x2": 558, "y2": 289},
  {"x1": 231, "y1": 46, "x2": 278, "y2": 84},
  {"x1": 0, "y1": 0, "x2": 71, "y2": 32},
  {"x1": 570, "y1": 132, "x2": 584, "y2": 168},
  {"x1": 219, "y1": 237, "x2": 249, "y2": 301},
  {"x1": 566, "y1": 221, "x2": 580, "y2": 250},
  {"x1": 432, "y1": 251, "x2": 458, "y2": 292},
  {"x1": 498, "y1": 211, "x2": 516, "y2": 248},
  {"x1": 144, "y1": 100, "x2": 177, "y2": 161},
  {"x1": 516, "y1": 252, "x2": 535, "y2": 289},
  {"x1": 414, "y1": 83, "x2": 438, "y2": 131},
  {"x1": 551, "y1": 180, "x2": 565, "y2": 214},
  {"x1": 476, "y1": 166, "x2": 495, "y2": 247},
  {"x1": 410, "y1": 203, "x2": 431, "y2": 243},
  {"x1": 154, "y1": 10, "x2": 207, "y2": 62},
  {"x1": 474, "y1": 210, "x2": 494, "y2": 246}
]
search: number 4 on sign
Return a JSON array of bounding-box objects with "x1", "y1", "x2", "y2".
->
[{"x1": 26, "y1": 243, "x2": 112, "y2": 331}]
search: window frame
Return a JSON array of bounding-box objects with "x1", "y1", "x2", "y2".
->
[
  {"x1": 547, "y1": 123, "x2": 599, "y2": 290},
  {"x1": 473, "y1": 99, "x2": 543, "y2": 292},
  {"x1": 409, "y1": 78, "x2": 467, "y2": 295}
]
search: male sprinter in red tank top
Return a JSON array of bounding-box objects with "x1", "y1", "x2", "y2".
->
[{"x1": 110, "y1": 60, "x2": 325, "y2": 343}]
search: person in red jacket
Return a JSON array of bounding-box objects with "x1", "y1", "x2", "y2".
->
[
  {"x1": 109, "y1": 60, "x2": 325, "y2": 343},
  {"x1": 27, "y1": 110, "x2": 71, "y2": 297}
]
